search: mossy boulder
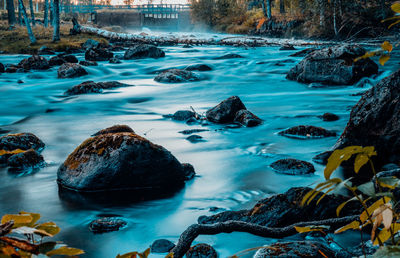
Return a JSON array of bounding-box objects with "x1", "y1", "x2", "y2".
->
[
  {"x1": 0, "y1": 133, "x2": 45, "y2": 151},
  {"x1": 57, "y1": 125, "x2": 194, "y2": 192}
]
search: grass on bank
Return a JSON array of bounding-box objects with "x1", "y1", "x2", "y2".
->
[{"x1": 0, "y1": 20, "x2": 109, "y2": 54}]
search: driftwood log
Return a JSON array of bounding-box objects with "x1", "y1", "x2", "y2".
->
[
  {"x1": 170, "y1": 215, "x2": 359, "y2": 257},
  {"x1": 0, "y1": 221, "x2": 13, "y2": 236},
  {"x1": 70, "y1": 19, "x2": 324, "y2": 47}
]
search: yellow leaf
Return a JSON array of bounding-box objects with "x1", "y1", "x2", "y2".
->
[
  {"x1": 389, "y1": 19, "x2": 400, "y2": 29},
  {"x1": 117, "y1": 252, "x2": 138, "y2": 258},
  {"x1": 379, "y1": 55, "x2": 390, "y2": 66},
  {"x1": 0, "y1": 149, "x2": 25, "y2": 156},
  {"x1": 294, "y1": 225, "x2": 328, "y2": 233},
  {"x1": 336, "y1": 196, "x2": 358, "y2": 217},
  {"x1": 35, "y1": 222, "x2": 60, "y2": 237},
  {"x1": 360, "y1": 197, "x2": 391, "y2": 223},
  {"x1": 165, "y1": 253, "x2": 174, "y2": 258},
  {"x1": 1, "y1": 214, "x2": 33, "y2": 228},
  {"x1": 391, "y1": 3, "x2": 400, "y2": 13},
  {"x1": 19, "y1": 211, "x2": 40, "y2": 227},
  {"x1": 354, "y1": 154, "x2": 369, "y2": 173},
  {"x1": 46, "y1": 246, "x2": 85, "y2": 256},
  {"x1": 381, "y1": 41, "x2": 393, "y2": 52},
  {"x1": 335, "y1": 220, "x2": 360, "y2": 234},
  {"x1": 324, "y1": 146, "x2": 362, "y2": 180}
]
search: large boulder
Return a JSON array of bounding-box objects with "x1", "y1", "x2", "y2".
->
[
  {"x1": 124, "y1": 44, "x2": 165, "y2": 59},
  {"x1": 198, "y1": 187, "x2": 361, "y2": 227},
  {"x1": 254, "y1": 241, "x2": 339, "y2": 258},
  {"x1": 287, "y1": 44, "x2": 378, "y2": 85},
  {"x1": 333, "y1": 69, "x2": 400, "y2": 168},
  {"x1": 57, "y1": 125, "x2": 194, "y2": 192},
  {"x1": 85, "y1": 47, "x2": 113, "y2": 61},
  {"x1": 18, "y1": 55, "x2": 50, "y2": 70},
  {"x1": 58, "y1": 63, "x2": 88, "y2": 78},
  {"x1": 0, "y1": 133, "x2": 45, "y2": 151},
  {"x1": 154, "y1": 69, "x2": 200, "y2": 83},
  {"x1": 64, "y1": 81, "x2": 131, "y2": 95},
  {"x1": 206, "y1": 96, "x2": 247, "y2": 123}
]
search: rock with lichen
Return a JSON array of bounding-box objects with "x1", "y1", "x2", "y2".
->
[{"x1": 186, "y1": 243, "x2": 217, "y2": 258}]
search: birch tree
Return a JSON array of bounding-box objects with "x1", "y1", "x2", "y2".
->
[
  {"x1": 29, "y1": 0, "x2": 35, "y2": 26},
  {"x1": 44, "y1": 0, "x2": 49, "y2": 27},
  {"x1": 52, "y1": 0, "x2": 60, "y2": 41},
  {"x1": 18, "y1": 0, "x2": 36, "y2": 44}
]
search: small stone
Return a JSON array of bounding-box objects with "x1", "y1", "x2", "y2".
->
[
  {"x1": 89, "y1": 217, "x2": 127, "y2": 233},
  {"x1": 17, "y1": 80, "x2": 24, "y2": 84},
  {"x1": 93, "y1": 125, "x2": 134, "y2": 136},
  {"x1": 182, "y1": 163, "x2": 196, "y2": 180},
  {"x1": 270, "y1": 158, "x2": 315, "y2": 175},
  {"x1": 214, "y1": 53, "x2": 243, "y2": 59},
  {"x1": 154, "y1": 69, "x2": 200, "y2": 83},
  {"x1": 58, "y1": 63, "x2": 88, "y2": 78},
  {"x1": 64, "y1": 81, "x2": 130, "y2": 95},
  {"x1": 206, "y1": 96, "x2": 246, "y2": 123},
  {"x1": 186, "y1": 243, "x2": 217, "y2": 258},
  {"x1": 278, "y1": 125, "x2": 336, "y2": 139},
  {"x1": 150, "y1": 239, "x2": 175, "y2": 253},
  {"x1": 319, "y1": 112, "x2": 339, "y2": 121},
  {"x1": 186, "y1": 135, "x2": 204, "y2": 143},
  {"x1": 234, "y1": 109, "x2": 262, "y2": 127}
]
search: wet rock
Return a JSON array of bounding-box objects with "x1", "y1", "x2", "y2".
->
[
  {"x1": 287, "y1": 44, "x2": 378, "y2": 85},
  {"x1": 186, "y1": 135, "x2": 204, "y2": 143},
  {"x1": 57, "y1": 125, "x2": 192, "y2": 192},
  {"x1": 182, "y1": 163, "x2": 196, "y2": 180},
  {"x1": 278, "y1": 125, "x2": 336, "y2": 139},
  {"x1": 5, "y1": 65, "x2": 25, "y2": 73},
  {"x1": 109, "y1": 57, "x2": 122, "y2": 64},
  {"x1": 85, "y1": 47, "x2": 113, "y2": 61},
  {"x1": 154, "y1": 69, "x2": 200, "y2": 83},
  {"x1": 124, "y1": 44, "x2": 165, "y2": 59},
  {"x1": 60, "y1": 54, "x2": 78, "y2": 63},
  {"x1": 82, "y1": 39, "x2": 100, "y2": 50},
  {"x1": 17, "y1": 80, "x2": 24, "y2": 84},
  {"x1": 355, "y1": 77, "x2": 373, "y2": 88},
  {"x1": 186, "y1": 243, "x2": 217, "y2": 258},
  {"x1": 333, "y1": 69, "x2": 400, "y2": 168},
  {"x1": 382, "y1": 163, "x2": 400, "y2": 171},
  {"x1": 150, "y1": 239, "x2": 175, "y2": 253},
  {"x1": 279, "y1": 44, "x2": 296, "y2": 51},
  {"x1": 184, "y1": 64, "x2": 212, "y2": 71},
  {"x1": 0, "y1": 133, "x2": 45, "y2": 151},
  {"x1": 0, "y1": 63, "x2": 4, "y2": 73},
  {"x1": 270, "y1": 158, "x2": 315, "y2": 175},
  {"x1": 254, "y1": 241, "x2": 338, "y2": 258},
  {"x1": 198, "y1": 187, "x2": 362, "y2": 227},
  {"x1": 206, "y1": 96, "x2": 246, "y2": 123},
  {"x1": 18, "y1": 55, "x2": 50, "y2": 70},
  {"x1": 64, "y1": 81, "x2": 130, "y2": 95},
  {"x1": 49, "y1": 56, "x2": 67, "y2": 66},
  {"x1": 7, "y1": 149, "x2": 44, "y2": 169},
  {"x1": 234, "y1": 109, "x2": 262, "y2": 127},
  {"x1": 319, "y1": 112, "x2": 339, "y2": 121},
  {"x1": 79, "y1": 60, "x2": 98, "y2": 66},
  {"x1": 179, "y1": 129, "x2": 209, "y2": 135},
  {"x1": 168, "y1": 110, "x2": 196, "y2": 121},
  {"x1": 89, "y1": 217, "x2": 127, "y2": 233},
  {"x1": 182, "y1": 44, "x2": 192, "y2": 48},
  {"x1": 93, "y1": 125, "x2": 135, "y2": 136},
  {"x1": 214, "y1": 53, "x2": 243, "y2": 59},
  {"x1": 58, "y1": 63, "x2": 88, "y2": 78},
  {"x1": 38, "y1": 46, "x2": 55, "y2": 55},
  {"x1": 289, "y1": 48, "x2": 316, "y2": 57},
  {"x1": 312, "y1": 150, "x2": 333, "y2": 165}
]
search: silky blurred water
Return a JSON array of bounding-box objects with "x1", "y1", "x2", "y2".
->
[{"x1": 0, "y1": 38, "x2": 396, "y2": 257}]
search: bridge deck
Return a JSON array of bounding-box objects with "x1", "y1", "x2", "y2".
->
[{"x1": 61, "y1": 4, "x2": 190, "y2": 14}]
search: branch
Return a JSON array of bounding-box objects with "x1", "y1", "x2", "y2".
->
[
  {"x1": 170, "y1": 215, "x2": 358, "y2": 258},
  {"x1": 0, "y1": 221, "x2": 13, "y2": 236}
]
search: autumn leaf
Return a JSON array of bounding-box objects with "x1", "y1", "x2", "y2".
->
[
  {"x1": 379, "y1": 54, "x2": 390, "y2": 66},
  {"x1": 381, "y1": 41, "x2": 393, "y2": 52}
]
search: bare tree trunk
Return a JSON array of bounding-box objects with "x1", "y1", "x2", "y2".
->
[
  {"x1": 260, "y1": 0, "x2": 267, "y2": 17},
  {"x1": 279, "y1": 0, "x2": 285, "y2": 13},
  {"x1": 52, "y1": 0, "x2": 60, "y2": 41},
  {"x1": 29, "y1": 0, "x2": 35, "y2": 26},
  {"x1": 18, "y1": 2, "x2": 22, "y2": 25},
  {"x1": 333, "y1": 0, "x2": 338, "y2": 37},
  {"x1": 18, "y1": 0, "x2": 36, "y2": 44},
  {"x1": 50, "y1": 0, "x2": 53, "y2": 25},
  {"x1": 318, "y1": 0, "x2": 325, "y2": 27},
  {"x1": 266, "y1": 0, "x2": 271, "y2": 19},
  {"x1": 381, "y1": 0, "x2": 386, "y2": 19},
  {"x1": 6, "y1": 0, "x2": 16, "y2": 27},
  {"x1": 44, "y1": 0, "x2": 49, "y2": 27}
]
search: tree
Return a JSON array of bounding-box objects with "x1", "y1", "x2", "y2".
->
[
  {"x1": 29, "y1": 0, "x2": 35, "y2": 26},
  {"x1": 18, "y1": 0, "x2": 36, "y2": 44},
  {"x1": 6, "y1": 0, "x2": 16, "y2": 27},
  {"x1": 279, "y1": 0, "x2": 285, "y2": 13},
  {"x1": 52, "y1": 0, "x2": 60, "y2": 41},
  {"x1": 44, "y1": 0, "x2": 49, "y2": 27}
]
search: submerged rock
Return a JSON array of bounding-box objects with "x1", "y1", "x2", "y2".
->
[
  {"x1": 184, "y1": 64, "x2": 212, "y2": 71},
  {"x1": 58, "y1": 63, "x2": 88, "y2": 78},
  {"x1": 168, "y1": 110, "x2": 197, "y2": 121},
  {"x1": 289, "y1": 48, "x2": 316, "y2": 57},
  {"x1": 287, "y1": 44, "x2": 378, "y2": 85},
  {"x1": 254, "y1": 241, "x2": 338, "y2": 258},
  {"x1": 124, "y1": 44, "x2": 165, "y2": 59},
  {"x1": 109, "y1": 57, "x2": 122, "y2": 64},
  {"x1": 64, "y1": 81, "x2": 131, "y2": 95},
  {"x1": 319, "y1": 112, "x2": 339, "y2": 121},
  {"x1": 150, "y1": 239, "x2": 175, "y2": 253},
  {"x1": 18, "y1": 55, "x2": 50, "y2": 70},
  {"x1": 85, "y1": 47, "x2": 113, "y2": 61},
  {"x1": 0, "y1": 63, "x2": 4, "y2": 73},
  {"x1": 234, "y1": 109, "x2": 262, "y2": 127},
  {"x1": 186, "y1": 243, "x2": 217, "y2": 258},
  {"x1": 93, "y1": 125, "x2": 135, "y2": 136},
  {"x1": 279, "y1": 44, "x2": 296, "y2": 51},
  {"x1": 7, "y1": 149, "x2": 44, "y2": 169},
  {"x1": 333, "y1": 69, "x2": 400, "y2": 168},
  {"x1": 214, "y1": 53, "x2": 243, "y2": 59},
  {"x1": 206, "y1": 96, "x2": 246, "y2": 123},
  {"x1": 270, "y1": 158, "x2": 315, "y2": 175},
  {"x1": 82, "y1": 39, "x2": 100, "y2": 50},
  {"x1": 79, "y1": 60, "x2": 98, "y2": 66},
  {"x1": 57, "y1": 125, "x2": 194, "y2": 192},
  {"x1": 186, "y1": 135, "x2": 204, "y2": 143},
  {"x1": 179, "y1": 129, "x2": 209, "y2": 135},
  {"x1": 154, "y1": 69, "x2": 200, "y2": 83},
  {"x1": 89, "y1": 217, "x2": 127, "y2": 233},
  {"x1": 198, "y1": 187, "x2": 361, "y2": 227},
  {"x1": 279, "y1": 125, "x2": 336, "y2": 139},
  {"x1": 312, "y1": 150, "x2": 333, "y2": 165}
]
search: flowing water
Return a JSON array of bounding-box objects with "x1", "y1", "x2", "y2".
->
[{"x1": 0, "y1": 34, "x2": 396, "y2": 257}]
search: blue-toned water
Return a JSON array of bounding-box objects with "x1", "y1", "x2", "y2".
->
[{"x1": 0, "y1": 37, "x2": 395, "y2": 257}]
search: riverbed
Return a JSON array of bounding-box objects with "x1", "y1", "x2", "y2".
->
[{"x1": 0, "y1": 34, "x2": 396, "y2": 257}]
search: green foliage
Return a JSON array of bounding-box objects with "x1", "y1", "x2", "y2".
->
[{"x1": 0, "y1": 211, "x2": 84, "y2": 257}]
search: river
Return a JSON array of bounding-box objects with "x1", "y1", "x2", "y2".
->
[{"x1": 0, "y1": 34, "x2": 396, "y2": 257}]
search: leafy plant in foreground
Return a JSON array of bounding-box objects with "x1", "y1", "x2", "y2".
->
[{"x1": 0, "y1": 211, "x2": 84, "y2": 257}]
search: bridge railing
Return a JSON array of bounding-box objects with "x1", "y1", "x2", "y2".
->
[{"x1": 61, "y1": 4, "x2": 191, "y2": 14}]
